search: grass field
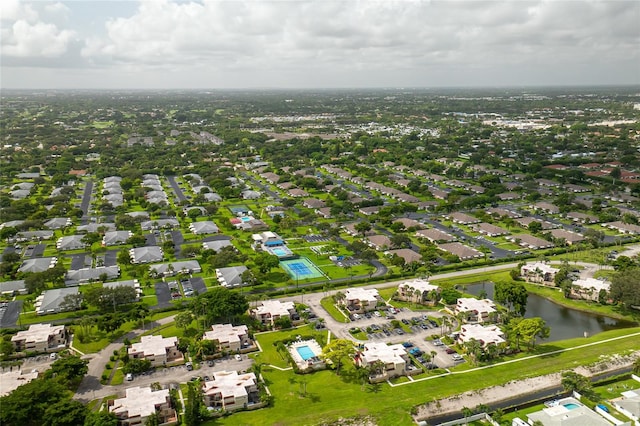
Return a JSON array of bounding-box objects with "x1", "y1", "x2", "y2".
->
[{"x1": 213, "y1": 323, "x2": 640, "y2": 426}]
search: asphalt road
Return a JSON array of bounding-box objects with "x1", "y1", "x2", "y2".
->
[
  {"x1": 0, "y1": 300, "x2": 23, "y2": 328},
  {"x1": 79, "y1": 180, "x2": 94, "y2": 224},
  {"x1": 166, "y1": 175, "x2": 187, "y2": 203}
]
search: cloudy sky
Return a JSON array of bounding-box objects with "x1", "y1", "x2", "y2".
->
[{"x1": 1, "y1": 0, "x2": 639, "y2": 89}]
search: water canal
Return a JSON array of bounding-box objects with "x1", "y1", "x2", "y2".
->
[{"x1": 464, "y1": 282, "x2": 636, "y2": 341}]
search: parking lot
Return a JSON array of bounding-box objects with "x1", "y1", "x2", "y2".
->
[{"x1": 340, "y1": 308, "x2": 463, "y2": 369}]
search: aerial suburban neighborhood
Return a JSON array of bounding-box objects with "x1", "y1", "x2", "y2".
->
[{"x1": 0, "y1": 87, "x2": 639, "y2": 426}]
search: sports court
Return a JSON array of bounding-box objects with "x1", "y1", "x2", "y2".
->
[{"x1": 280, "y1": 257, "x2": 325, "y2": 280}]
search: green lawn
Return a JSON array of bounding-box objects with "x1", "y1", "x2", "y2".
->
[
  {"x1": 215, "y1": 327, "x2": 640, "y2": 426},
  {"x1": 320, "y1": 297, "x2": 349, "y2": 323}
]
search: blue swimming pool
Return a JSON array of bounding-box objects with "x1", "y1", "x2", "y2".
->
[
  {"x1": 240, "y1": 216, "x2": 251, "y2": 222},
  {"x1": 296, "y1": 345, "x2": 315, "y2": 361},
  {"x1": 563, "y1": 403, "x2": 580, "y2": 410},
  {"x1": 271, "y1": 247, "x2": 289, "y2": 256}
]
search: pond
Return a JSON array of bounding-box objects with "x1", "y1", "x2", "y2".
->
[{"x1": 464, "y1": 282, "x2": 636, "y2": 342}]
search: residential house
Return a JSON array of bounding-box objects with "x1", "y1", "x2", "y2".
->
[
  {"x1": 603, "y1": 221, "x2": 640, "y2": 235},
  {"x1": 549, "y1": 228, "x2": 585, "y2": 245},
  {"x1": 396, "y1": 279, "x2": 440, "y2": 304},
  {"x1": 103, "y1": 280, "x2": 142, "y2": 300},
  {"x1": 437, "y1": 242, "x2": 483, "y2": 260},
  {"x1": 189, "y1": 221, "x2": 219, "y2": 235},
  {"x1": 486, "y1": 207, "x2": 521, "y2": 219},
  {"x1": 11, "y1": 324, "x2": 68, "y2": 352},
  {"x1": 457, "y1": 324, "x2": 505, "y2": 348},
  {"x1": 415, "y1": 228, "x2": 455, "y2": 243},
  {"x1": 393, "y1": 218, "x2": 423, "y2": 229},
  {"x1": 129, "y1": 246, "x2": 163, "y2": 264},
  {"x1": 102, "y1": 230, "x2": 132, "y2": 246},
  {"x1": 0, "y1": 280, "x2": 27, "y2": 296},
  {"x1": 366, "y1": 234, "x2": 392, "y2": 251},
  {"x1": 202, "y1": 371, "x2": 259, "y2": 411},
  {"x1": 448, "y1": 212, "x2": 480, "y2": 225},
  {"x1": 354, "y1": 342, "x2": 413, "y2": 382},
  {"x1": 108, "y1": 387, "x2": 178, "y2": 426},
  {"x1": 202, "y1": 239, "x2": 233, "y2": 252},
  {"x1": 526, "y1": 397, "x2": 609, "y2": 426},
  {"x1": 250, "y1": 300, "x2": 296, "y2": 326},
  {"x1": 216, "y1": 266, "x2": 249, "y2": 288},
  {"x1": 65, "y1": 265, "x2": 121, "y2": 284},
  {"x1": 507, "y1": 234, "x2": 555, "y2": 250},
  {"x1": 56, "y1": 235, "x2": 86, "y2": 251},
  {"x1": 571, "y1": 278, "x2": 610, "y2": 301},
  {"x1": 35, "y1": 287, "x2": 79, "y2": 315},
  {"x1": 520, "y1": 262, "x2": 559, "y2": 284},
  {"x1": 515, "y1": 217, "x2": 557, "y2": 230},
  {"x1": 287, "y1": 188, "x2": 309, "y2": 198},
  {"x1": 44, "y1": 217, "x2": 72, "y2": 230},
  {"x1": 18, "y1": 257, "x2": 57, "y2": 274},
  {"x1": 128, "y1": 335, "x2": 183, "y2": 366},
  {"x1": 454, "y1": 298, "x2": 497, "y2": 323},
  {"x1": 343, "y1": 288, "x2": 381, "y2": 313},
  {"x1": 566, "y1": 211, "x2": 599, "y2": 224},
  {"x1": 532, "y1": 202, "x2": 560, "y2": 214},
  {"x1": 140, "y1": 219, "x2": 179, "y2": 231},
  {"x1": 611, "y1": 386, "x2": 640, "y2": 424},
  {"x1": 472, "y1": 223, "x2": 509, "y2": 237},
  {"x1": 386, "y1": 248, "x2": 422, "y2": 264},
  {"x1": 150, "y1": 260, "x2": 202, "y2": 277},
  {"x1": 302, "y1": 198, "x2": 326, "y2": 209},
  {"x1": 203, "y1": 324, "x2": 251, "y2": 353}
]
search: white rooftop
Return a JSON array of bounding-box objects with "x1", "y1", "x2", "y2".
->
[
  {"x1": 522, "y1": 262, "x2": 559, "y2": 274},
  {"x1": 458, "y1": 324, "x2": 505, "y2": 346},
  {"x1": 202, "y1": 370, "x2": 256, "y2": 400},
  {"x1": 129, "y1": 335, "x2": 177, "y2": 357},
  {"x1": 572, "y1": 278, "x2": 610, "y2": 292},
  {"x1": 360, "y1": 342, "x2": 407, "y2": 365},
  {"x1": 399, "y1": 279, "x2": 439, "y2": 294},
  {"x1": 345, "y1": 287, "x2": 380, "y2": 302},
  {"x1": 456, "y1": 298, "x2": 496, "y2": 314},
  {"x1": 110, "y1": 386, "x2": 170, "y2": 419},
  {"x1": 11, "y1": 323, "x2": 65, "y2": 344},
  {"x1": 254, "y1": 300, "x2": 295, "y2": 317},
  {"x1": 203, "y1": 323, "x2": 248, "y2": 344}
]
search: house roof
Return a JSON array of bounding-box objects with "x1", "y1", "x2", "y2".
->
[
  {"x1": 189, "y1": 221, "x2": 219, "y2": 235},
  {"x1": 36, "y1": 287, "x2": 79, "y2": 314},
  {"x1": 109, "y1": 387, "x2": 171, "y2": 420},
  {"x1": 18, "y1": 257, "x2": 57, "y2": 273},
  {"x1": 129, "y1": 246, "x2": 163, "y2": 264},
  {"x1": 216, "y1": 265, "x2": 248, "y2": 288}
]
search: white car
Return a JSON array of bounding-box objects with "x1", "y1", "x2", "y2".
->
[
  {"x1": 125, "y1": 373, "x2": 133, "y2": 381},
  {"x1": 235, "y1": 354, "x2": 242, "y2": 361}
]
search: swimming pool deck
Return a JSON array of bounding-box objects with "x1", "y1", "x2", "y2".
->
[{"x1": 288, "y1": 339, "x2": 325, "y2": 371}]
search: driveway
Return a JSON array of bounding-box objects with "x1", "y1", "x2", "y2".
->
[
  {"x1": 154, "y1": 282, "x2": 172, "y2": 308},
  {"x1": 0, "y1": 300, "x2": 22, "y2": 328}
]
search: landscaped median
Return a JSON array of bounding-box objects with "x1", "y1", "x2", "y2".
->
[{"x1": 213, "y1": 326, "x2": 640, "y2": 426}]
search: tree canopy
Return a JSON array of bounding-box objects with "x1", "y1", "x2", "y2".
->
[{"x1": 610, "y1": 268, "x2": 640, "y2": 309}]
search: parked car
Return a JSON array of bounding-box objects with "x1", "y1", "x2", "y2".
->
[
  {"x1": 186, "y1": 361, "x2": 193, "y2": 371},
  {"x1": 445, "y1": 348, "x2": 456, "y2": 354},
  {"x1": 235, "y1": 354, "x2": 242, "y2": 361},
  {"x1": 126, "y1": 373, "x2": 133, "y2": 381}
]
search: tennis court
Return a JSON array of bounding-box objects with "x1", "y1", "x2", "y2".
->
[{"x1": 280, "y1": 257, "x2": 325, "y2": 280}]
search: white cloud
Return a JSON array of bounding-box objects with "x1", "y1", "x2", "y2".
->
[
  {"x1": 2, "y1": 19, "x2": 75, "y2": 57},
  {"x1": 3, "y1": 0, "x2": 639, "y2": 88},
  {"x1": 1, "y1": 0, "x2": 75, "y2": 58}
]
